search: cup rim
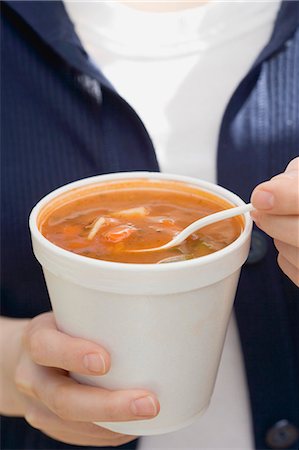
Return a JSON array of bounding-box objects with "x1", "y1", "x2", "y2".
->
[{"x1": 29, "y1": 172, "x2": 252, "y2": 272}]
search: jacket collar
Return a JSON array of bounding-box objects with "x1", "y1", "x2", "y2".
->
[
  {"x1": 216, "y1": 0, "x2": 299, "y2": 142},
  {"x1": 253, "y1": 0, "x2": 299, "y2": 69},
  {"x1": 4, "y1": 0, "x2": 114, "y2": 91},
  {"x1": 4, "y1": 1, "x2": 299, "y2": 86}
]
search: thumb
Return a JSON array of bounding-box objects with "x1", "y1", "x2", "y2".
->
[{"x1": 251, "y1": 157, "x2": 299, "y2": 215}]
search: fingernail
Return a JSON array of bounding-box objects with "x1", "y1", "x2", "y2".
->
[
  {"x1": 252, "y1": 190, "x2": 274, "y2": 210},
  {"x1": 131, "y1": 396, "x2": 158, "y2": 417},
  {"x1": 83, "y1": 353, "x2": 106, "y2": 373}
]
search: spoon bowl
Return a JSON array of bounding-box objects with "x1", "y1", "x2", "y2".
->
[{"x1": 129, "y1": 203, "x2": 254, "y2": 253}]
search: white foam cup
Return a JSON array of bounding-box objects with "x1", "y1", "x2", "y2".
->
[{"x1": 29, "y1": 172, "x2": 252, "y2": 436}]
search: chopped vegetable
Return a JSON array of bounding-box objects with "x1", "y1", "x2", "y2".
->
[
  {"x1": 104, "y1": 225, "x2": 137, "y2": 243},
  {"x1": 87, "y1": 217, "x2": 107, "y2": 240},
  {"x1": 157, "y1": 254, "x2": 190, "y2": 264},
  {"x1": 112, "y1": 207, "x2": 149, "y2": 218}
]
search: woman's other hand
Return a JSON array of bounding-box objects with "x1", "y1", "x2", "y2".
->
[{"x1": 251, "y1": 157, "x2": 299, "y2": 286}]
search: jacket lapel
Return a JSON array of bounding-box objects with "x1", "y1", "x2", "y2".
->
[
  {"x1": 5, "y1": 0, "x2": 115, "y2": 92},
  {"x1": 217, "y1": 0, "x2": 299, "y2": 138},
  {"x1": 253, "y1": 0, "x2": 299, "y2": 69}
]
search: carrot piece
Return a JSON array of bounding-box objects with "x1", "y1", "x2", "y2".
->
[{"x1": 104, "y1": 225, "x2": 136, "y2": 243}]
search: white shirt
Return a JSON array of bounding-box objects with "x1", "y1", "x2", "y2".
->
[{"x1": 65, "y1": 1, "x2": 280, "y2": 448}]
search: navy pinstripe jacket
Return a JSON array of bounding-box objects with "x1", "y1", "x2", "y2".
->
[{"x1": 1, "y1": 1, "x2": 299, "y2": 449}]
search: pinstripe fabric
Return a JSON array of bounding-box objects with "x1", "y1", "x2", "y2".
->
[
  {"x1": 218, "y1": 27, "x2": 299, "y2": 450},
  {"x1": 1, "y1": 1, "x2": 299, "y2": 449}
]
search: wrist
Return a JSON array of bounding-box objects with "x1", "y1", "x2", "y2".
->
[{"x1": 0, "y1": 317, "x2": 30, "y2": 416}]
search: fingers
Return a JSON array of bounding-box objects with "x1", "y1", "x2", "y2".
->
[
  {"x1": 23, "y1": 312, "x2": 110, "y2": 375},
  {"x1": 43, "y1": 430, "x2": 135, "y2": 448},
  {"x1": 24, "y1": 400, "x2": 136, "y2": 446},
  {"x1": 250, "y1": 213, "x2": 299, "y2": 246},
  {"x1": 274, "y1": 239, "x2": 299, "y2": 268},
  {"x1": 15, "y1": 353, "x2": 160, "y2": 423},
  {"x1": 277, "y1": 254, "x2": 299, "y2": 286},
  {"x1": 251, "y1": 158, "x2": 299, "y2": 284},
  {"x1": 41, "y1": 374, "x2": 159, "y2": 422},
  {"x1": 251, "y1": 157, "x2": 299, "y2": 215},
  {"x1": 274, "y1": 240, "x2": 299, "y2": 286}
]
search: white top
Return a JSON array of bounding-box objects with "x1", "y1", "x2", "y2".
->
[{"x1": 65, "y1": 1, "x2": 280, "y2": 448}]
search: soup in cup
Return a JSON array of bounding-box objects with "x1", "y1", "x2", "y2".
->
[{"x1": 29, "y1": 172, "x2": 252, "y2": 435}]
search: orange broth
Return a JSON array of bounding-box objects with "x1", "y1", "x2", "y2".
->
[{"x1": 39, "y1": 179, "x2": 243, "y2": 264}]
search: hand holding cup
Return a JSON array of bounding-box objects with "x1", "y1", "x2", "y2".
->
[{"x1": 14, "y1": 312, "x2": 159, "y2": 446}]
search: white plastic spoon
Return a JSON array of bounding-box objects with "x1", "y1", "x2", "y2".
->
[{"x1": 129, "y1": 203, "x2": 254, "y2": 253}]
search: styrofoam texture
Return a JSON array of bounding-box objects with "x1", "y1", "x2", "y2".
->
[{"x1": 29, "y1": 172, "x2": 252, "y2": 435}]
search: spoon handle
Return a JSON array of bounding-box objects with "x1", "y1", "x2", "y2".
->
[
  {"x1": 162, "y1": 202, "x2": 254, "y2": 249},
  {"x1": 128, "y1": 203, "x2": 254, "y2": 253}
]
